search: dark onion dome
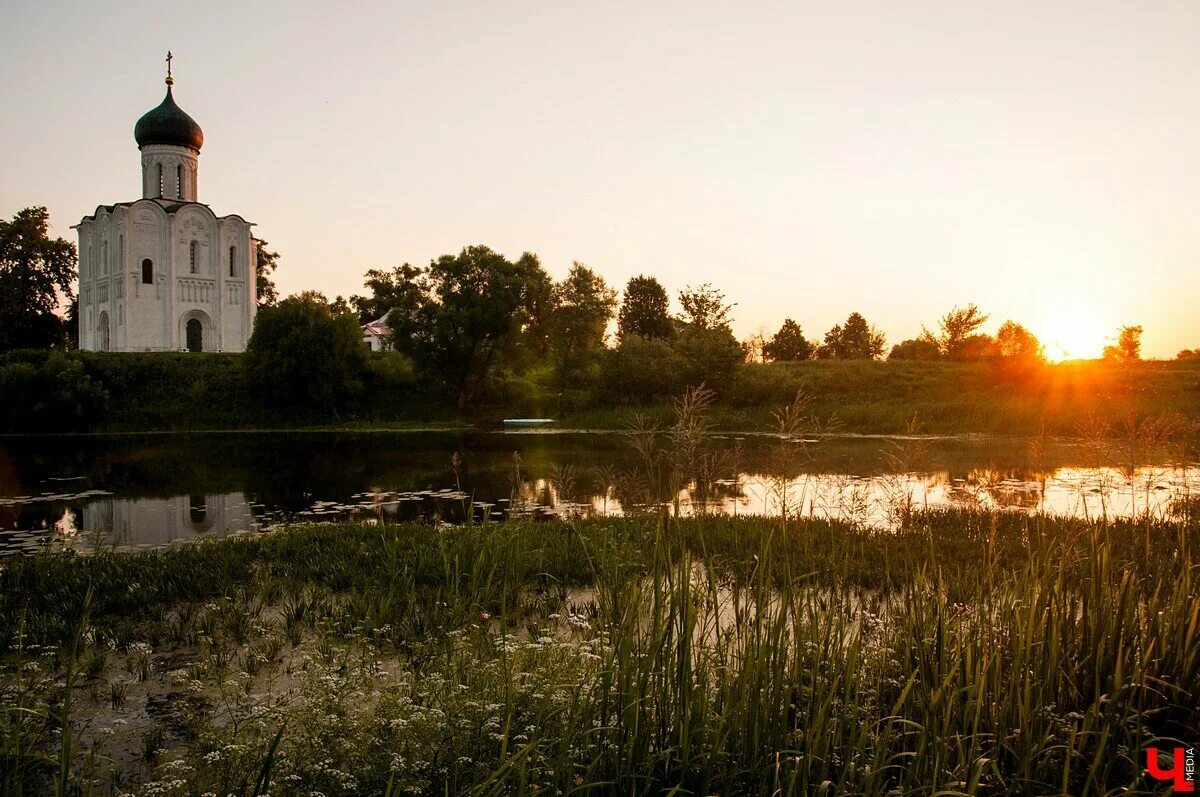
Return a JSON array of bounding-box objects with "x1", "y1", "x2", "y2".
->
[{"x1": 134, "y1": 85, "x2": 204, "y2": 151}]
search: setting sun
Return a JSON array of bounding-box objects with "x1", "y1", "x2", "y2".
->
[{"x1": 1034, "y1": 311, "x2": 1108, "y2": 362}]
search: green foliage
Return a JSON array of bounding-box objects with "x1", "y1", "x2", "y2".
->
[
  {"x1": 601, "y1": 334, "x2": 685, "y2": 402},
  {"x1": 350, "y1": 263, "x2": 424, "y2": 325},
  {"x1": 818, "y1": 312, "x2": 886, "y2": 360},
  {"x1": 677, "y1": 282, "x2": 734, "y2": 330},
  {"x1": 617, "y1": 275, "x2": 673, "y2": 341},
  {"x1": 246, "y1": 294, "x2": 367, "y2": 418},
  {"x1": 888, "y1": 337, "x2": 941, "y2": 361},
  {"x1": 0, "y1": 207, "x2": 77, "y2": 351},
  {"x1": 254, "y1": 238, "x2": 280, "y2": 308},
  {"x1": 934, "y1": 304, "x2": 990, "y2": 360},
  {"x1": 763, "y1": 318, "x2": 813, "y2": 361},
  {"x1": 674, "y1": 324, "x2": 744, "y2": 389},
  {"x1": 388, "y1": 246, "x2": 552, "y2": 408},
  {"x1": 546, "y1": 263, "x2": 616, "y2": 400},
  {"x1": 0, "y1": 352, "x2": 109, "y2": 431}
]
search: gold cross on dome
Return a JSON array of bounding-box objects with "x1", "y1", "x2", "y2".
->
[{"x1": 166, "y1": 50, "x2": 173, "y2": 79}]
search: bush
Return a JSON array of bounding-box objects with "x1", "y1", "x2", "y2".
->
[
  {"x1": 600, "y1": 335, "x2": 685, "y2": 403},
  {"x1": 245, "y1": 296, "x2": 368, "y2": 420},
  {"x1": 0, "y1": 351, "x2": 110, "y2": 432},
  {"x1": 673, "y1": 325, "x2": 744, "y2": 392}
]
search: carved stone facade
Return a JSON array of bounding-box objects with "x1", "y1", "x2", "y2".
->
[{"x1": 74, "y1": 76, "x2": 256, "y2": 352}]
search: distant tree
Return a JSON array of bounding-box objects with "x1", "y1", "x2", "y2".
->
[
  {"x1": 888, "y1": 337, "x2": 941, "y2": 361},
  {"x1": 246, "y1": 293, "x2": 367, "y2": 418},
  {"x1": 935, "y1": 304, "x2": 990, "y2": 360},
  {"x1": 954, "y1": 334, "x2": 999, "y2": 362},
  {"x1": 617, "y1": 275, "x2": 673, "y2": 341},
  {"x1": 0, "y1": 207, "x2": 77, "y2": 351},
  {"x1": 1103, "y1": 325, "x2": 1143, "y2": 362},
  {"x1": 742, "y1": 328, "x2": 767, "y2": 364},
  {"x1": 350, "y1": 264, "x2": 425, "y2": 325},
  {"x1": 996, "y1": 321, "x2": 1044, "y2": 362},
  {"x1": 388, "y1": 245, "x2": 552, "y2": 408},
  {"x1": 546, "y1": 262, "x2": 617, "y2": 399},
  {"x1": 254, "y1": 239, "x2": 281, "y2": 308},
  {"x1": 1178, "y1": 349, "x2": 1200, "y2": 360},
  {"x1": 818, "y1": 312, "x2": 886, "y2": 360},
  {"x1": 764, "y1": 319, "x2": 814, "y2": 362},
  {"x1": 678, "y1": 283, "x2": 735, "y2": 331}
]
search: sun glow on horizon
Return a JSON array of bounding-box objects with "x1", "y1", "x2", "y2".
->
[{"x1": 1033, "y1": 310, "x2": 1108, "y2": 362}]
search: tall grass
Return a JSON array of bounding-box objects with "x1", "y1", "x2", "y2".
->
[{"x1": 0, "y1": 508, "x2": 1196, "y2": 795}]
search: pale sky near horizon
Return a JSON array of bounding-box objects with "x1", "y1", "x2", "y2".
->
[{"x1": 2, "y1": 1, "x2": 1198, "y2": 358}]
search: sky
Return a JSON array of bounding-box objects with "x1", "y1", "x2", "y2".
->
[{"x1": 2, "y1": 0, "x2": 1198, "y2": 358}]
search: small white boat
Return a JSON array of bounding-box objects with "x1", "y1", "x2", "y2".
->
[{"x1": 502, "y1": 418, "x2": 555, "y2": 427}]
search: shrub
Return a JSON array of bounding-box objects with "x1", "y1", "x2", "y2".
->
[
  {"x1": 245, "y1": 295, "x2": 367, "y2": 420},
  {"x1": 0, "y1": 351, "x2": 109, "y2": 432},
  {"x1": 600, "y1": 335, "x2": 685, "y2": 403}
]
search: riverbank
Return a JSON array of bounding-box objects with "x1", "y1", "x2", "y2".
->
[
  {"x1": 2, "y1": 350, "x2": 1198, "y2": 437},
  {"x1": 2, "y1": 509, "x2": 1197, "y2": 794}
]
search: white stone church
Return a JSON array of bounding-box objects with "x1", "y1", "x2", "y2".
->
[{"x1": 74, "y1": 62, "x2": 257, "y2": 352}]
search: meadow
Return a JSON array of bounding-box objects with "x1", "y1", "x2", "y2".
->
[{"x1": 1, "y1": 504, "x2": 1197, "y2": 795}]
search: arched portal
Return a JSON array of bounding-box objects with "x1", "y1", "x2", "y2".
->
[
  {"x1": 186, "y1": 319, "x2": 203, "y2": 352},
  {"x1": 179, "y1": 310, "x2": 214, "y2": 353},
  {"x1": 97, "y1": 312, "x2": 111, "y2": 351}
]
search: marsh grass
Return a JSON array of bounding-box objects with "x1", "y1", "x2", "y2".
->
[{"x1": 0, "y1": 507, "x2": 1196, "y2": 795}]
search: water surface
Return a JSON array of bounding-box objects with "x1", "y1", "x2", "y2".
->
[{"x1": 0, "y1": 431, "x2": 1195, "y2": 553}]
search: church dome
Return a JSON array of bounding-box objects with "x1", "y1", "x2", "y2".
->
[{"x1": 134, "y1": 86, "x2": 204, "y2": 151}]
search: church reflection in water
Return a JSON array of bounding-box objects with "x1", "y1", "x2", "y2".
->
[{"x1": 77, "y1": 493, "x2": 257, "y2": 548}]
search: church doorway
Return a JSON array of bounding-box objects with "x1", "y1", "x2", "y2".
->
[
  {"x1": 97, "y1": 312, "x2": 111, "y2": 351},
  {"x1": 186, "y1": 318, "x2": 203, "y2": 352}
]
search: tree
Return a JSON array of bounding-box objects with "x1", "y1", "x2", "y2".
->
[
  {"x1": 350, "y1": 264, "x2": 426, "y2": 325},
  {"x1": 1103, "y1": 325, "x2": 1143, "y2": 362},
  {"x1": 546, "y1": 262, "x2": 617, "y2": 399},
  {"x1": 617, "y1": 275, "x2": 673, "y2": 341},
  {"x1": 1178, "y1": 349, "x2": 1199, "y2": 360},
  {"x1": 888, "y1": 337, "x2": 941, "y2": 361},
  {"x1": 246, "y1": 293, "x2": 368, "y2": 418},
  {"x1": 818, "y1": 312, "x2": 886, "y2": 360},
  {"x1": 388, "y1": 245, "x2": 552, "y2": 408},
  {"x1": 764, "y1": 319, "x2": 814, "y2": 362},
  {"x1": 935, "y1": 304, "x2": 990, "y2": 360},
  {"x1": 954, "y1": 334, "x2": 999, "y2": 362},
  {"x1": 254, "y1": 239, "x2": 281, "y2": 308},
  {"x1": 678, "y1": 283, "x2": 735, "y2": 331},
  {"x1": 0, "y1": 207, "x2": 77, "y2": 351},
  {"x1": 600, "y1": 334, "x2": 684, "y2": 402},
  {"x1": 995, "y1": 321, "x2": 1044, "y2": 362}
]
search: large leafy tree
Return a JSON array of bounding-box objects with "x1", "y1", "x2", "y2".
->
[
  {"x1": 546, "y1": 263, "x2": 617, "y2": 399},
  {"x1": 246, "y1": 292, "x2": 367, "y2": 418},
  {"x1": 254, "y1": 239, "x2": 281, "y2": 307},
  {"x1": 763, "y1": 318, "x2": 814, "y2": 362},
  {"x1": 0, "y1": 207, "x2": 77, "y2": 350},
  {"x1": 617, "y1": 275, "x2": 673, "y2": 341},
  {"x1": 388, "y1": 245, "x2": 552, "y2": 408},
  {"x1": 351, "y1": 264, "x2": 425, "y2": 325},
  {"x1": 933, "y1": 304, "x2": 989, "y2": 360},
  {"x1": 996, "y1": 321, "x2": 1044, "y2": 362},
  {"x1": 888, "y1": 337, "x2": 941, "y2": 361},
  {"x1": 1103, "y1": 325, "x2": 1143, "y2": 362},
  {"x1": 675, "y1": 283, "x2": 743, "y2": 386},
  {"x1": 818, "y1": 312, "x2": 886, "y2": 360}
]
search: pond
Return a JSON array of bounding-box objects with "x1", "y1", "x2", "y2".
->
[{"x1": 0, "y1": 430, "x2": 1196, "y2": 554}]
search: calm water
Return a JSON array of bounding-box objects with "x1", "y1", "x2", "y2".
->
[{"x1": 0, "y1": 430, "x2": 1196, "y2": 554}]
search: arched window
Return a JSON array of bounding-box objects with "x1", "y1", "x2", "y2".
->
[
  {"x1": 142, "y1": 259, "x2": 154, "y2": 284},
  {"x1": 101, "y1": 241, "x2": 108, "y2": 275},
  {"x1": 118, "y1": 235, "x2": 123, "y2": 272},
  {"x1": 157, "y1": 163, "x2": 164, "y2": 198},
  {"x1": 176, "y1": 164, "x2": 183, "y2": 199},
  {"x1": 189, "y1": 240, "x2": 198, "y2": 273},
  {"x1": 229, "y1": 245, "x2": 236, "y2": 277}
]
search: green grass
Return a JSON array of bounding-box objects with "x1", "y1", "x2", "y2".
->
[
  {"x1": 568, "y1": 358, "x2": 1200, "y2": 436},
  {"x1": 4, "y1": 351, "x2": 1199, "y2": 436},
  {"x1": 1, "y1": 509, "x2": 1197, "y2": 795}
]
